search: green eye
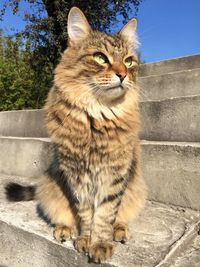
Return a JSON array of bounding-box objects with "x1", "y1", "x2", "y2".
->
[
  {"x1": 93, "y1": 53, "x2": 108, "y2": 64},
  {"x1": 124, "y1": 57, "x2": 133, "y2": 67}
]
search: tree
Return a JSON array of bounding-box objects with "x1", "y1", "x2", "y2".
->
[
  {"x1": 1, "y1": 0, "x2": 142, "y2": 65},
  {"x1": 0, "y1": 31, "x2": 53, "y2": 110}
]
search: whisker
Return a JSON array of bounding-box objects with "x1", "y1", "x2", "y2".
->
[
  {"x1": 139, "y1": 89, "x2": 152, "y2": 101},
  {"x1": 125, "y1": 80, "x2": 152, "y2": 101}
]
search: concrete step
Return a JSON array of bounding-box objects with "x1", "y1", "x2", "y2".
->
[
  {"x1": 0, "y1": 137, "x2": 200, "y2": 210},
  {"x1": 140, "y1": 95, "x2": 200, "y2": 142},
  {"x1": 0, "y1": 136, "x2": 53, "y2": 178},
  {"x1": 1, "y1": 94, "x2": 200, "y2": 143},
  {"x1": 167, "y1": 233, "x2": 200, "y2": 267},
  {"x1": 0, "y1": 174, "x2": 200, "y2": 267},
  {"x1": 138, "y1": 68, "x2": 200, "y2": 101},
  {"x1": 138, "y1": 54, "x2": 200, "y2": 77},
  {"x1": 142, "y1": 140, "x2": 200, "y2": 210},
  {"x1": 0, "y1": 109, "x2": 47, "y2": 138}
]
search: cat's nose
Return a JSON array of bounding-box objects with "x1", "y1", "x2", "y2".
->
[
  {"x1": 112, "y1": 63, "x2": 127, "y2": 83},
  {"x1": 116, "y1": 72, "x2": 126, "y2": 82}
]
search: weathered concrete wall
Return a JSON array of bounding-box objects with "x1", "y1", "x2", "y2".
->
[
  {"x1": 0, "y1": 109, "x2": 47, "y2": 137},
  {"x1": 0, "y1": 137, "x2": 53, "y2": 178},
  {"x1": 140, "y1": 95, "x2": 200, "y2": 142},
  {"x1": 138, "y1": 68, "x2": 200, "y2": 101},
  {"x1": 141, "y1": 141, "x2": 200, "y2": 210}
]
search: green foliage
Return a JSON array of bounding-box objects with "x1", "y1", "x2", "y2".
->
[{"x1": 0, "y1": 32, "x2": 53, "y2": 111}]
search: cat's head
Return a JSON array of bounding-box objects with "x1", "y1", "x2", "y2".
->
[{"x1": 54, "y1": 7, "x2": 139, "y2": 116}]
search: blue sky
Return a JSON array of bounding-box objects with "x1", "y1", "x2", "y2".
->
[
  {"x1": 137, "y1": 0, "x2": 200, "y2": 62},
  {"x1": 0, "y1": 0, "x2": 200, "y2": 63}
]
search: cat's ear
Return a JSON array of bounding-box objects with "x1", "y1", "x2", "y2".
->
[
  {"x1": 119, "y1": 18, "x2": 139, "y2": 48},
  {"x1": 67, "y1": 7, "x2": 91, "y2": 47}
]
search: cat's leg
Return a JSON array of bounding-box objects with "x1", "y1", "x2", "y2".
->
[
  {"x1": 88, "y1": 188, "x2": 124, "y2": 263},
  {"x1": 36, "y1": 174, "x2": 77, "y2": 242},
  {"x1": 74, "y1": 204, "x2": 93, "y2": 253},
  {"x1": 114, "y1": 172, "x2": 147, "y2": 243},
  {"x1": 88, "y1": 173, "x2": 146, "y2": 262}
]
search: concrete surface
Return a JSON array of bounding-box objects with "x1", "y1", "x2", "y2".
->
[
  {"x1": 138, "y1": 68, "x2": 200, "y2": 101},
  {"x1": 170, "y1": 234, "x2": 200, "y2": 267},
  {"x1": 155, "y1": 221, "x2": 200, "y2": 267},
  {"x1": 140, "y1": 95, "x2": 200, "y2": 142},
  {"x1": 141, "y1": 140, "x2": 200, "y2": 210},
  {"x1": 0, "y1": 109, "x2": 47, "y2": 137},
  {"x1": 138, "y1": 54, "x2": 200, "y2": 77},
  {"x1": 0, "y1": 174, "x2": 200, "y2": 267},
  {"x1": 1, "y1": 137, "x2": 200, "y2": 210},
  {"x1": 0, "y1": 136, "x2": 53, "y2": 178}
]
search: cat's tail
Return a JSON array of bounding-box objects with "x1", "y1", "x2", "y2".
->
[{"x1": 5, "y1": 182, "x2": 36, "y2": 202}]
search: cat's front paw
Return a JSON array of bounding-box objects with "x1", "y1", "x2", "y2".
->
[
  {"x1": 89, "y1": 241, "x2": 114, "y2": 263},
  {"x1": 74, "y1": 235, "x2": 91, "y2": 254},
  {"x1": 53, "y1": 225, "x2": 72, "y2": 242},
  {"x1": 113, "y1": 223, "x2": 129, "y2": 243}
]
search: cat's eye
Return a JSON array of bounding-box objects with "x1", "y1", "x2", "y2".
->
[
  {"x1": 124, "y1": 57, "x2": 133, "y2": 68},
  {"x1": 93, "y1": 53, "x2": 108, "y2": 64}
]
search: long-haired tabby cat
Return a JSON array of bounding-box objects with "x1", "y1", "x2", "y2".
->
[{"x1": 6, "y1": 7, "x2": 147, "y2": 263}]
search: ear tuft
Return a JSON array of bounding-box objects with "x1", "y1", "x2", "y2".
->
[
  {"x1": 68, "y1": 7, "x2": 91, "y2": 46},
  {"x1": 120, "y1": 18, "x2": 139, "y2": 49}
]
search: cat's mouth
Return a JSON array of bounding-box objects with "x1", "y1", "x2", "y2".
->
[
  {"x1": 106, "y1": 84, "x2": 124, "y2": 91},
  {"x1": 101, "y1": 84, "x2": 126, "y2": 99},
  {"x1": 91, "y1": 81, "x2": 126, "y2": 100}
]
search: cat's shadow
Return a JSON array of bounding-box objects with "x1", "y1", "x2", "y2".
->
[{"x1": 36, "y1": 204, "x2": 55, "y2": 227}]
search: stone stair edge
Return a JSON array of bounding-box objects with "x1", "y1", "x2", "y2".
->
[
  {"x1": 0, "y1": 108, "x2": 42, "y2": 114},
  {"x1": 1, "y1": 135, "x2": 200, "y2": 147},
  {"x1": 140, "y1": 54, "x2": 200, "y2": 67},
  {"x1": 138, "y1": 54, "x2": 200, "y2": 77},
  {"x1": 141, "y1": 140, "x2": 200, "y2": 147},
  {"x1": 0, "y1": 136, "x2": 50, "y2": 141},
  {"x1": 138, "y1": 66, "x2": 200, "y2": 79},
  {"x1": 139, "y1": 94, "x2": 200, "y2": 103}
]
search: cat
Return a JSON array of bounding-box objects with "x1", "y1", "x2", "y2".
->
[{"x1": 6, "y1": 7, "x2": 147, "y2": 263}]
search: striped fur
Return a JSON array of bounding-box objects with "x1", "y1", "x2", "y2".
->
[{"x1": 7, "y1": 7, "x2": 147, "y2": 263}]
